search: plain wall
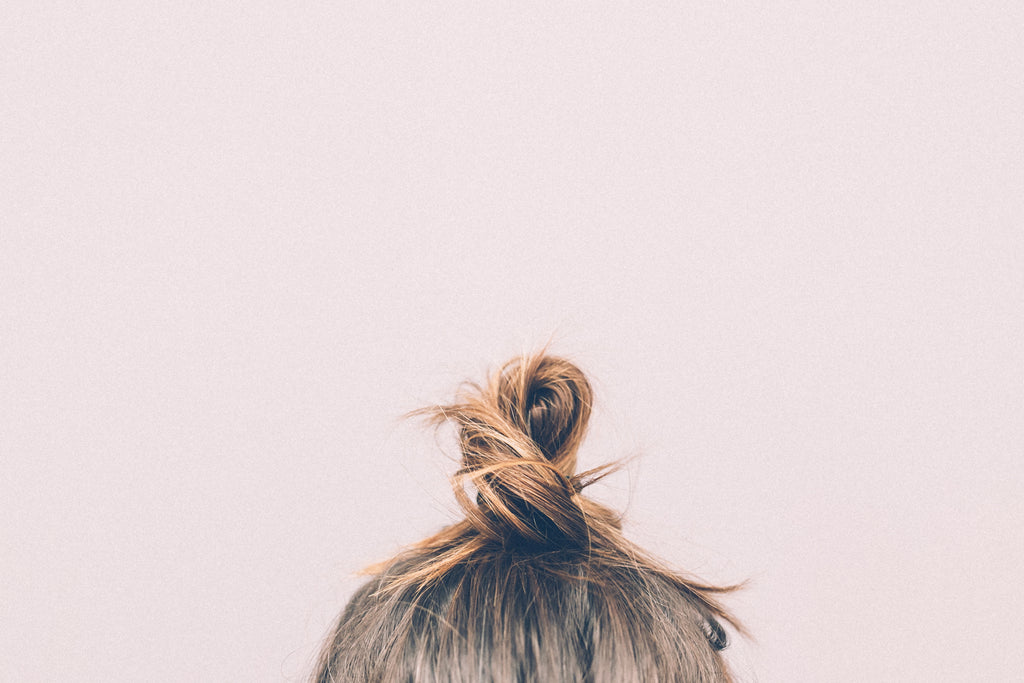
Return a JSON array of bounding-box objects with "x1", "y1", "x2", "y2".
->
[{"x1": 2, "y1": 3, "x2": 1022, "y2": 681}]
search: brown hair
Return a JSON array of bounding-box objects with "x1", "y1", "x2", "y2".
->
[{"x1": 313, "y1": 352, "x2": 743, "y2": 682}]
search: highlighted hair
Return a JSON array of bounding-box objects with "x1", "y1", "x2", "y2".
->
[{"x1": 313, "y1": 352, "x2": 743, "y2": 682}]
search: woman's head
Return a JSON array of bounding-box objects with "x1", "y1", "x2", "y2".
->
[{"x1": 314, "y1": 352, "x2": 741, "y2": 682}]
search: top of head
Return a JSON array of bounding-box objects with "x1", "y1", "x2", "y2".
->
[
  {"x1": 432, "y1": 353, "x2": 600, "y2": 547},
  {"x1": 312, "y1": 352, "x2": 744, "y2": 683}
]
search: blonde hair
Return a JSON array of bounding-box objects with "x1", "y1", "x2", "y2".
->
[{"x1": 313, "y1": 352, "x2": 743, "y2": 682}]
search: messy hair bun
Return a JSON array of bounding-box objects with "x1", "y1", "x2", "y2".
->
[
  {"x1": 439, "y1": 354, "x2": 616, "y2": 547},
  {"x1": 313, "y1": 352, "x2": 743, "y2": 682}
]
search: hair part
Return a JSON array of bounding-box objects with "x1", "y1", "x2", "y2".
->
[{"x1": 313, "y1": 352, "x2": 743, "y2": 682}]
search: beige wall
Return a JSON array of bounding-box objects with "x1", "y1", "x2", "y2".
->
[{"x1": 3, "y1": 3, "x2": 1021, "y2": 681}]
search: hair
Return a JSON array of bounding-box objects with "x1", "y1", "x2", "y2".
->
[{"x1": 313, "y1": 352, "x2": 743, "y2": 682}]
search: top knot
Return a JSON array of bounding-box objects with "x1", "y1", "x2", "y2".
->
[
  {"x1": 493, "y1": 354, "x2": 592, "y2": 470},
  {"x1": 423, "y1": 353, "x2": 612, "y2": 548}
]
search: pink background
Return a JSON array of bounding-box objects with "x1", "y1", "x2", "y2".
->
[{"x1": 3, "y1": 3, "x2": 1021, "y2": 681}]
